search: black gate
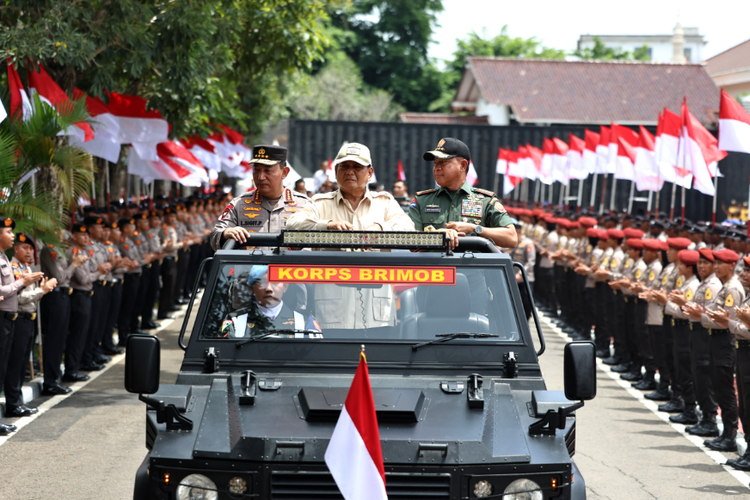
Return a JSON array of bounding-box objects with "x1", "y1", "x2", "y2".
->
[{"x1": 288, "y1": 119, "x2": 750, "y2": 223}]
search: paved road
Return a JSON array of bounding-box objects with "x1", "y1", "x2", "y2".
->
[{"x1": 1, "y1": 302, "x2": 749, "y2": 499}]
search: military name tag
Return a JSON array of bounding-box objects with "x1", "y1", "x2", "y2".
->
[
  {"x1": 425, "y1": 205, "x2": 441, "y2": 213},
  {"x1": 461, "y1": 199, "x2": 483, "y2": 218}
]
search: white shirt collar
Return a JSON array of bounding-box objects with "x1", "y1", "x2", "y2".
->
[{"x1": 257, "y1": 300, "x2": 284, "y2": 320}]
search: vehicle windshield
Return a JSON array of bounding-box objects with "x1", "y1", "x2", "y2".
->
[{"x1": 199, "y1": 262, "x2": 521, "y2": 343}]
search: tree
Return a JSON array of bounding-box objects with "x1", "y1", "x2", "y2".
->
[
  {"x1": 429, "y1": 26, "x2": 566, "y2": 112},
  {"x1": 573, "y1": 37, "x2": 651, "y2": 61},
  {"x1": 290, "y1": 56, "x2": 404, "y2": 122},
  {"x1": 0, "y1": 94, "x2": 94, "y2": 245},
  {"x1": 327, "y1": 0, "x2": 445, "y2": 112}
]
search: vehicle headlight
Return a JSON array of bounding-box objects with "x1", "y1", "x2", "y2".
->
[
  {"x1": 176, "y1": 474, "x2": 218, "y2": 500},
  {"x1": 503, "y1": 478, "x2": 543, "y2": 500},
  {"x1": 473, "y1": 479, "x2": 494, "y2": 497}
]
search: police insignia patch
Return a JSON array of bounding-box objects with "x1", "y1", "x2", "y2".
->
[
  {"x1": 494, "y1": 201, "x2": 505, "y2": 212},
  {"x1": 649, "y1": 271, "x2": 655, "y2": 281},
  {"x1": 219, "y1": 203, "x2": 234, "y2": 221},
  {"x1": 635, "y1": 269, "x2": 642, "y2": 279},
  {"x1": 244, "y1": 207, "x2": 261, "y2": 212},
  {"x1": 725, "y1": 294, "x2": 735, "y2": 307},
  {"x1": 705, "y1": 288, "x2": 713, "y2": 300},
  {"x1": 586, "y1": 245, "x2": 592, "y2": 253},
  {"x1": 686, "y1": 289, "x2": 694, "y2": 301},
  {"x1": 676, "y1": 276, "x2": 683, "y2": 288},
  {"x1": 243, "y1": 213, "x2": 261, "y2": 219},
  {"x1": 661, "y1": 275, "x2": 668, "y2": 286}
]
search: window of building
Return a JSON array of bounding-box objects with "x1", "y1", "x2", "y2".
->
[{"x1": 684, "y1": 47, "x2": 692, "y2": 62}]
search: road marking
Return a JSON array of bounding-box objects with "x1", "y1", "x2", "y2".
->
[
  {"x1": 0, "y1": 293, "x2": 199, "y2": 448},
  {"x1": 539, "y1": 314, "x2": 750, "y2": 490}
]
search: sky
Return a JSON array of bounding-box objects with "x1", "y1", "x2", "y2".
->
[{"x1": 429, "y1": 0, "x2": 750, "y2": 64}]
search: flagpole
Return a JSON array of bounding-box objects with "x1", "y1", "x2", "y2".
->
[
  {"x1": 646, "y1": 190, "x2": 653, "y2": 217},
  {"x1": 669, "y1": 182, "x2": 677, "y2": 221},
  {"x1": 627, "y1": 181, "x2": 635, "y2": 213},
  {"x1": 533, "y1": 179, "x2": 539, "y2": 207},
  {"x1": 493, "y1": 171, "x2": 500, "y2": 196},
  {"x1": 681, "y1": 184, "x2": 686, "y2": 223},
  {"x1": 105, "y1": 161, "x2": 111, "y2": 221},
  {"x1": 599, "y1": 174, "x2": 608, "y2": 214},
  {"x1": 712, "y1": 176, "x2": 718, "y2": 227},
  {"x1": 610, "y1": 176, "x2": 617, "y2": 211},
  {"x1": 589, "y1": 174, "x2": 598, "y2": 213},
  {"x1": 576, "y1": 178, "x2": 583, "y2": 213},
  {"x1": 564, "y1": 182, "x2": 570, "y2": 211}
]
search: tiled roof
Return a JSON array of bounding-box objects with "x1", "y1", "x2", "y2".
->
[
  {"x1": 704, "y1": 38, "x2": 750, "y2": 75},
  {"x1": 399, "y1": 113, "x2": 489, "y2": 125},
  {"x1": 462, "y1": 57, "x2": 720, "y2": 126}
]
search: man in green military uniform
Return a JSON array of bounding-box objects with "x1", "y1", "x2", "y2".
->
[{"x1": 409, "y1": 137, "x2": 517, "y2": 249}]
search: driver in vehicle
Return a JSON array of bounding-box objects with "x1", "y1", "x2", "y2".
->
[{"x1": 222, "y1": 265, "x2": 321, "y2": 338}]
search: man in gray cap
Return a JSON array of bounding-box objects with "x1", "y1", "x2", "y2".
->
[{"x1": 210, "y1": 145, "x2": 310, "y2": 250}]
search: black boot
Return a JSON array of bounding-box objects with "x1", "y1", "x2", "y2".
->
[
  {"x1": 685, "y1": 419, "x2": 719, "y2": 437},
  {"x1": 669, "y1": 408, "x2": 699, "y2": 425},
  {"x1": 658, "y1": 398, "x2": 684, "y2": 413},
  {"x1": 644, "y1": 384, "x2": 671, "y2": 401},
  {"x1": 705, "y1": 434, "x2": 738, "y2": 452}
]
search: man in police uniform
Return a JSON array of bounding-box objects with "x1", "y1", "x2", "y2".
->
[
  {"x1": 5, "y1": 233, "x2": 56, "y2": 417},
  {"x1": 210, "y1": 145, "x2": 310, "y2": 250},
  {"x1": 158, "y1": 206, "x2": 180, "y2": 319},
  {"x1": 409, "y1": 137, "x2": 517, "y2": 250}
]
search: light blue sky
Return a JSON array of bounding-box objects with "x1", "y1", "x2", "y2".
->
[{"x1": 429, "y1": 0, "x2": 750, "y2": 64}]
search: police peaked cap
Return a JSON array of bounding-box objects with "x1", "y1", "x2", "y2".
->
[{"x1": 250, "y1": 145, "x2": 287, "y2": 166}]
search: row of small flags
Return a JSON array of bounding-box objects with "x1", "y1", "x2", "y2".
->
[
  {"x1": 496, "y1": 90, "x2": 750, "y2": 198},
  {"x1": 3, "y1": 61, "x2": 253, "y2": 187}
]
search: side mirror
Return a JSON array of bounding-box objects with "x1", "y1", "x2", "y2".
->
[
  {"x1": 563, "y1": 341, "x2": 596, "y2": 401},
  {"x1": 125, "y1": 335, "x2": 160, "y2": 394}
]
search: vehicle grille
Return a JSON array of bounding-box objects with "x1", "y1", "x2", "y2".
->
[
  {"x1": 565, "y1": 420, "x2": 576, "y2": 457},
  {"x1": 270, "y1": 471, "x2": 451, "y2": 500}
]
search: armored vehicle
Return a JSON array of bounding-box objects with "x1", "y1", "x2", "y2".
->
[{"x1": 126, "y1": 230, "x2": 596, "y2": 500}]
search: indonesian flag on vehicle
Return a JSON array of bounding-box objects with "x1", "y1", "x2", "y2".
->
[
  {"x1": 325, "y1": 351, "x2": 388, "y2": 500},
  {"x1": 397, "y1": 159, "x2": 406, "y2": 181},
  {"x1": 567, "y1": 133, "x2": 587, "y2": 180},
  {"x1": 70, "y1": 88, "x2": 122, "y2": 163},
  {"x1": 595, "y1": 126, "x2": 610, "y2": 174},
  {"x1": 678, "y1": 99, "x2": 727, "y2": 196},
  {"x1": 655, "y1": 109, "x2": 683, "y2": 186},
  {"x1": 583, "y1": 129, "x2": 600, "y2": 174},
  {"x1": 7, "y1": 62, "x2": 31, "y2": 120},
  {"x1": 718, "y1": 89, "x2": 750, "y2": 155},
  {"x1": 27, "y1": 63, "x2": 94, "y2": 142},
  {"x1": 633, "y1": 126, "x2": 662, "y2": 192},
  {"x1": 466, "y1": 160, "x2": 479, "y2": 186},
  {"x1": 128, "y1": 141, "x2": 208, "y2": 187}
]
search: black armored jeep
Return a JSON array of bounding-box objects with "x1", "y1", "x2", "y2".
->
[{"x1": 126, "y1": 230, "x2": 596, "y2": 500}]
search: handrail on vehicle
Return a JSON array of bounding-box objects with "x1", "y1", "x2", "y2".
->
[
  {"x1": 178, "y1": 256, "x2": 213, "y2": 350},
  {"x1": 513, "y1": 261, "x2": 546, "y2": 357}
]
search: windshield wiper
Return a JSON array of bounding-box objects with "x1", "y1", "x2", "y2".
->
[
  {"x1": 235, "y1": 329, "x2": 321, "y2": 348},
  {"x1": 411, "y1": 332, "x2": 500, "y2": 351}
]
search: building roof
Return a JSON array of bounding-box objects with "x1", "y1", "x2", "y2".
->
[
  {"x1": 704, "y1": 38, "x2": 750, "y2": 76},
  {"x1": 454, "y1": 57, "x2": 720, "y2": 126},
  {"x1": 399, "y1": 113, "x2": 489, "y2": 125}
]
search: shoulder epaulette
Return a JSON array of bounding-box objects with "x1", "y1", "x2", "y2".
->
[
  {"x1": 472, "y1": 188, "x2": 495, "y2": 197},
  {"x1": 416, "y1": 189, "x2": 435, "y2": 196}
]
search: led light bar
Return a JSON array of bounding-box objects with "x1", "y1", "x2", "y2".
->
[{"x1": 281, "y1": 230, "x2": 447, "y2": 249}]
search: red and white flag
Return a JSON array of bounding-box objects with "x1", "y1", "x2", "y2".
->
[
  {"x1": 7, "y1": 62, "x2": 31, "y2": 120},
  {"x1": 325, "y1": 352, "x2": 388, "y2": 500},
  {"x1": 550, "y1": 137, "x2": 569, "y2": 185},
  {"x1": 583, "y1": 129, "x2": 600, "y2": 174},
  {"x1": 70, "y1": 88, "x2": 122, "y2": 163},
  {"x1": 611, "y1": 124, "x2": 638, "y2": 181},
  {"x1": 718, "y1": 89, "x2": 750, "y2": 155},
  {"x1": 655, "y1": 109, "x2": 684, "y2": 186},
  {"x1": 107, "y1": 91, "x2": 169, "y2": 160},
  {"x1": 466, "y1": 160, "x2": 478, "y2": 186},
  {"x1": 503, "y1": 148, "x2": 523, "y2": 195},
  {"x1": 567, "y1": 133, "x2": 587, "y2": 180},
  {"x1": 595, "y1": 126, "x2": 610, "y2": 174},
  {"x1": 181, "y1": 136, "x2": 223, "y2": 172},
  {"x1": 503, "y1": 170, "x2": 523, "y2": 196},
  {"x1": 633, "y1": 126, "x2": 662, "y2": 192},
  {"x1": 495, "y1": 148, "x2": 508, "y2": 175},
  {"x1": 397, "y1": 159, "x2": 406, "y2": 181},
  {"x1": 515, "y1": 145, "x2": 531, "y2": 179},
  {"x1": 678, "y1": 99, "x2": 727, "y2": 196},
  {"x1": 507, "y1": 149, "x2": 523, "y2": 179},
  {"x1": 526, "y1": 144, "x2": 543, "y2": 180},
  {"x1": 27, "y1": 63, "x2": 94, "y2": 142},
  {"x1": 539, "y1": 138, "x2": 554, "y2": 184},
  {"x1": 128, "y1": 141, "x2": 208, "y2": 187}
]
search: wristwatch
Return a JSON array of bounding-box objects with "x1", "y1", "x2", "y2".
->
[{"x1": 474, "y1": 225, "x2": 483, "y2": 236}]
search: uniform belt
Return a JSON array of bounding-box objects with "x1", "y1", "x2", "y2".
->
[
  {"x1": 672, "y1": 318, "x2": 690, "y2": 326},
  {"x1": 96, "y1": 280, "x2": 108, "y2": 286},
  {"x1": 0, "y1": 311, "x2": 18, "y2": 321},
  {"x1": 72, "y1": 289, "x2": 95, "y2": 297},
  {"x1": 737, "y1": 339, "x2": 750, "y2": 349},
  {"x1": 708, "y1": 328, "x2": 730, "y2": 336},
  {"x1": 16, "y1": 311, "x2": 37, "y2": 321},
  {"x1": 53, "y1": 286, "x2": 73, "y2": 295}
]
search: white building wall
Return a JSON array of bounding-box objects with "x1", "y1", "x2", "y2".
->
[
  {"x1": 476, "y1": 97, "x2": 509, "y2": 125},
  {"x1": 577, "y1": 40, "x2": 704, "y2": 63}
]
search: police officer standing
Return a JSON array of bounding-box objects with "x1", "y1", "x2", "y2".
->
[
  {"x1": 0, "y1": 218, "x2": 43, "y2": 433},
  {"x1": 409, "y1": 137, "x2": 517, "y2": 250},
  {"x1": 158, "y1": 206, "x2": 180, "y2": 319},
  {"x1": 4, "y1": 233, "x2": 56, "y2": 417},
  {"x1": 210, "y1": 145, "x2": 310, "y2": 249},
  {"x1": 39, "y1": 231, "x2": 87, "y2": 394},
  {"x1": 102, "y1": 221, "x2": 128, "y2": 355},
  {"x1": 80, "y1": 216, "x2": 112, "y2": 369},
  {"x1": 117, "y1": 218, "x2": 143, "y2": 347}
]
